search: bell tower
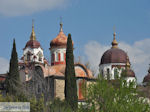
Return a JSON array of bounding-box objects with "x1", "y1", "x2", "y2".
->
[{"x1": 49, "y1": 22, "x2": 68, "y2": 66}]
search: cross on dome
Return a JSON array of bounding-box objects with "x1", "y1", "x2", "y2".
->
[{"x1": 60, "y1": 17, "x2": 63, "y2": 32}]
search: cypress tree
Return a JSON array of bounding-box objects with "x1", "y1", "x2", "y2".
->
[
  {"x1": 5, "y1": 39, "x2": 20, "y2": 95},
  {"x1": 65, "y1": 34, "x2": 78, "y2": 110}
]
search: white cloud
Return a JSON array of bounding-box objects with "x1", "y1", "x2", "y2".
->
[
  {"x1": 84, "y1": 39, "x2": 150, "y2": 83},
  {"x1": 0, "y1": 0, "x2": 69, "y2": 16},
  {"x1": 0, "y1": 57, "x2": 9, "y2": 74}
]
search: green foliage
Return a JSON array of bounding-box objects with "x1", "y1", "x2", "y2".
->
[
  {"x1": 30, "y1": 95, "x2": 46, "y2": 112},
  {"x1": 65, "y1": 34, "x2": 78, "y2": 111},
  {"x1": 5, "y1": 39, "x2": 21, "y2": 95},
  {"x1": 49, "y1": 98, "x2": 72, "y2": 112},
  {"x1": 79, "y1": 76, "x2": 150, "y2": 112}
]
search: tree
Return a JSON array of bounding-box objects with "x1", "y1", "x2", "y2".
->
[
  {"x1": 79, "y1": 75, "x2": 150, "y2": 112},
  {"x1": 65, "y1": 34, "x2": 78, "y2": 110},
  {"x1": 5, "y1": 39, "x2": 21, "y2": 95}
]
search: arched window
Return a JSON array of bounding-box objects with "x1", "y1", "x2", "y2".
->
[
  {"x1": 27, "y1": 53, "x2": 30, "y2": 61},
  {"x1": 107, "y1": 68, "x2": 110, "y2": 80},
  {"x1": 101, "y1": 70, "x2": 104, "y2": 76},
  {"x1": 38, "y1": 52, "x2": 42, "y2": 61}
]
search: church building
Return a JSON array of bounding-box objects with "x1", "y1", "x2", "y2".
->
[
  {"x1": 99, "y1": 32, "x2": 136, "y2": 84},
  {"x1": 19, "y1": 21, "x2": 94, "y2": 101}
]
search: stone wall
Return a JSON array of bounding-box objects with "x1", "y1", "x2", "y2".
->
[
  {"x1": 55, "y1": 79, "x2": 65, "y2": 100},
  {"x1": 54, "y1": 78, "x2": 95, "y2": 101}
]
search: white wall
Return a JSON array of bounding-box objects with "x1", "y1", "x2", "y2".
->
[
  {"x1": 23, "y1": 47, "x2": 44, "y2": 63},
  {"x1": 50, "y1": 47, "x2": 66, "y2": 62},
  {"x1": 99, "y1": 63, "x2": 126, "y2": 80}
]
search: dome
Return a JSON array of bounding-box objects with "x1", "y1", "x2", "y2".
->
[
  {"x1": 100, "y1": 32, "x2": 127, "y2": 64},
  {"x1": 143, "y1": 74, "x2": 150, "y2": 83},
  {"x1": 123, "y1": 69, "x2": 135, "y2": 77},
  {"x1": 121, "y1": 56, "x2": 136, "y2": 78},
  {"x1": 50, "y1": 31, "x2": 68, "y2": 48},
  {"x1": 143, "y1": 68, "x2": 150, "y2": 83},
  {"x1": 50, "y1": 22, "x2": 73, "y2": 48},
  {"x1": 101, "y1": 48, "x2": 127, "y2": 64},
  {"x1": 24, "y1": 40, "x2": 41, "y2": 49}
]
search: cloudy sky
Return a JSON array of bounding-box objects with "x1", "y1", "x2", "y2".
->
[{"x1": 0, "y1": 0, "x2": 150, "y2": 82}]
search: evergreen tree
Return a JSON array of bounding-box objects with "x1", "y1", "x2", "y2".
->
[
  {"x1": 65, "y1": 34, "x2": 78, "y2": 110},
  {"x1": 5, "y1": 39, "x2": 21, "y2": 95}
]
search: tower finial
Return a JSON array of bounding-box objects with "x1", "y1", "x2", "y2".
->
[
  {"x1": 32, "y1": 19, "x2": 34, "y2": 31},
  {"x1": 60, "y1": 17, "x2": 63, "y2": 32},
  {"x1": 111, "y1": 27, "x2": 118, "y2": 48},
  {"x1": 30, "y1": 19, "x2": 36, "y2": 40}
]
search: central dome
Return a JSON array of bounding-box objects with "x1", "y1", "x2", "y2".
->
[
  {"x1": 101, "y1": 48, "x2": 127, "y2": 64},
  {"x1": 100, "y1": 32, "x2": 127, "y2": 64}
]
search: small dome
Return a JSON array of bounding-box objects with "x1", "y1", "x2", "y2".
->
[
  {"x1": 24, "y1": 40, "x2": 41, "y2": 49},
  {"x1": 100, "y1": 32, "x2": 127, "y2": 64},
  {"x1": 50, "y1": 22, "x2": 73, "y2": 48},
  {"x1": 143, "y1": 74, "x2": 150, "y2": 83},
  {"x1": 124, "y1": 69, "x2": 136, "y2": 77},
  {"x1": 143, "y1": 68, "x2": 150, "y2": 83},
  {"x1": 101, "y1": 48, "x2": 127, "y2": 64},
  {"x1": 122, "y1": 56, "x2": 136, "y2": 78}
]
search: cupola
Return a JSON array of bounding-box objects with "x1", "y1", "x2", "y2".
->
[
  {"x1": 100, "y1": 32, "x2": 128, "y2": 65},
  {"x1": 50, "y1": 22, "x2": 72, "y2": 66}
]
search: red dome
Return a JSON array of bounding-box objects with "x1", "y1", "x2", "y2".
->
[
  {"x1": 50, "y1": 31, "x2": 68, "y2": 48},
  {"x1": 24, "y1": 40, "x2": 41, "y2": 49},
  {"x1": 100, "y1": 48, "x2": 128, "y2": 64},
  {"x1": 50, "y1": 23, "x2": 73, "y2": 48}
]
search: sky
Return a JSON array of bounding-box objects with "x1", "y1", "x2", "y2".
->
[{"x1": 0, "y1": 0, "x2": 150, "y2": 82}]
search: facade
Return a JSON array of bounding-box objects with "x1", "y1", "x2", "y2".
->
[
  {"x1": 19, "y1": 21, "x2": 94, "y2": 101},
  {"x1": 99, "y1": 32, "x2": 136, "y2": 84}
]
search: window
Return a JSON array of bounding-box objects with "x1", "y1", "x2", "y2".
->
[
  {"x1": 27, "y1": 53, "x2": 30, "y2": 61},
  {"x1": 101, "y1": 70, "x2": 104, "y2": 76},
  {"x1": 107, "y1": 68, "x2": 110, "y2": 74},
  {"x1": 37, "y1": 51, "x2": 42, "y2": 62},
  {"x1": 107, "y1": 68, "x2": 110, "y2": 80}
]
